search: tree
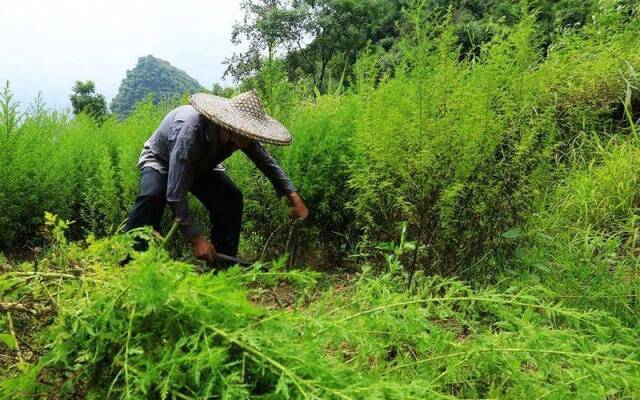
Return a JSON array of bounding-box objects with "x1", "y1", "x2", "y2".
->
[
  {"x1": 69, "y1": 80, "x2": 108, "y2": 121},
  {"x1": 0, "y1": 81, "x2": 21, "y2": 139},
  {"x1": 224, "y1": 0, "x2": 304, "y2": 82},
  {"x1": 225, "y1": 0, "x2": 404, "y2": 91},
  {"x1": 225, "y1": 0, "x2": 599, "y2": 91},
  {"x1": 210, "y1": 83, "x2": 236, "y2": 98}
]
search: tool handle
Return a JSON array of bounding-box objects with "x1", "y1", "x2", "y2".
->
[{"x1": 214, "y1": 252, "x2": 252, "y2": 267}]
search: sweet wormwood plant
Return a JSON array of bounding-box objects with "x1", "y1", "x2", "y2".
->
[{"x1": 1, "y1": 224, "x2": 639, "y2": 399}]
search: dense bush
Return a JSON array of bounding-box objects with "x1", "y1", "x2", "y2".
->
[
  {"x1": 220, "y1": 2, "x2": 640, "y2": 275},
  {"x1": 0, "y1": 100, "x2": 172, "y2": 249},
  {"x1": 344, "y1": 5, "x2": 640, "y2": 276}
]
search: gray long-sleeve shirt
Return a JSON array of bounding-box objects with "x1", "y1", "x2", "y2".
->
[{"x1": 137, "y1": 105, "x2": 296, "y2": 239}]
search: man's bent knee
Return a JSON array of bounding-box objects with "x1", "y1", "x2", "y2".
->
[{"x1": 139, "y1": 190, "x2": 165, "y2": 204}]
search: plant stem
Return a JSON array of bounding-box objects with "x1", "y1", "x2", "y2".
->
[
  {"x1": 6, "y1": 311, "x2": 24, "y2": 364},
  {"x1": 384, "y1": 347, "x2": 640, "y2": 375},
  {"x1": 314, "y1": 295, "x2": 598, "y2": 337},
  {"x1": 161, "y1": 219, "x2": 181, "y2": 249},
  {"x1": 0, "y1": 302, "x2": 40, "y2": 315},
  {"x1": 124, "y1": 302, "x2": 137, "y2": 399}
]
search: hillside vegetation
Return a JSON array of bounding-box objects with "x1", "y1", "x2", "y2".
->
[
  {"x1": 110, "y1": 55, "x2": 204, "y2": 118},
  {"x1": 1, "y1": 1, "x2": 640, "y2": 398}
]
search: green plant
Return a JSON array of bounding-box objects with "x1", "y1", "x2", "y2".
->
[
  {"x1": 0, "y1": 81, "x2": 20, "y2": 140},
  {"x1": 2, "y1": 232, "x2": 640, "y2": 399}
]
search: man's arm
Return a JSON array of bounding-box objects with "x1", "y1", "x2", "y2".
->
[
  {"x1": 166, "y1": 122, "x2": 201, "y2": 239},
  {"x1": 242, "y1": 141, "x2": 296, "y2": 195},
  {"x1": 243, "y1": 141, "x2": 309, "y2": 219},
  {"x1": 167, "y1": 122, "x2": 217, "y2": 262}
]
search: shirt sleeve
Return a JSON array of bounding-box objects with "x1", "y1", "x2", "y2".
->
[
  {"x1": 243, "y1": 141, "x2": 297, "y2": 197},
  {"x1": 166, "y1": 120, "x2": 202, "y2": 239}
]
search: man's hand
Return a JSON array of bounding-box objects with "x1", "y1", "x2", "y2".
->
[
  {"x1": 287, "y1": 192, "x2": 309, "y2": 220},
  {"x1": 190, "y1": 235, "x2": 216, "y2": 264}
]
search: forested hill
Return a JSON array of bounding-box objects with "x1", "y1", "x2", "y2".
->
[{"x1": 110, "y1": 55, "x2": 204, "y2": 117}]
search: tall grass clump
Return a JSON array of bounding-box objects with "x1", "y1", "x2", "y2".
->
[{"x1": 509, "y1": 6, "x2": 640, "y2": 324}]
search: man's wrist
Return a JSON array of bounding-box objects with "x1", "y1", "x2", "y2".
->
[
  {"x1": 190, "y1": 234, "x2": 204, "y2": 246},
  {"x1": 287, "y1": 191, "x2": 302, "y2": 204}
]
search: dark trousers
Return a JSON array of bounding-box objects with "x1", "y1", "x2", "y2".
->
[{"x1": 124, "y1": 167, "x2": 243, "y2": 257}]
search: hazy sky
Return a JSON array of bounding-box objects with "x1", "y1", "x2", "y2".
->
[{"x1": 0, "y1": 0, "x2": 244, "y2": 111}]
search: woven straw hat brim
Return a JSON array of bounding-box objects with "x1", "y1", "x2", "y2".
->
[{"x1": 189, "y1": 93, "x2": 292, "y2": 146}]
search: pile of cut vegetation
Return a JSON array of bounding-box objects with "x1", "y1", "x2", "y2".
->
[{"x1": 1, "y1": 218, "x2": 639, "y2": 399}]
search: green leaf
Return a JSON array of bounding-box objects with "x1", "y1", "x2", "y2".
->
[
  {"x1": 534, "y1": 231, "x2": 553, "y2": 241},
  {"x1": 375, "y1": 241, "x2": 396, "y2": 251},
  {"x1": 0, "y1": 333, "x2": 16, "y2": 349},
  {"x1": 502, "y1": 229, "x2": 522, "y2": 240},
  {"x1": 533, "y1": 262, "x2": 550, "y2": 273}
]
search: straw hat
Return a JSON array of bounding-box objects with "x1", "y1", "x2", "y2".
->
[{"x1": 189, "y1": 90, "x2": 292, "y2": 145}]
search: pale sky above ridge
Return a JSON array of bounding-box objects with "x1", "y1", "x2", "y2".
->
[{"x1": 0, "y1": 0, "x2": 244, "y2": 111}]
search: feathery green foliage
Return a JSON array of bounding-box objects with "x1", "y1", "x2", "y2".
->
[
  {"x1": 1, "y1": 226, "x2": 639, "y2": 399},
  {"x1": 2, "y1": 2, "x2": 639, "y2": 272},
  {"x1": 0, "y1": 81, "x2": 20, "y2": 140}
]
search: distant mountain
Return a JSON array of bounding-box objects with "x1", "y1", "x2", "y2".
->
[{"x1": 110, "y1": 55, "x2": 204, "y2": 117}]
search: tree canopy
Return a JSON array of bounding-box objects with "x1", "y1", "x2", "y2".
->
[
  {"x1": 224, "y1": 0, "x2": 598, "y2": 92},
  {"x1": 225, "y1": 0, "x2": 403, "y2": 90},
  {"x1": 69, "y1": 80, "x2": 107, "y2": 121}
]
